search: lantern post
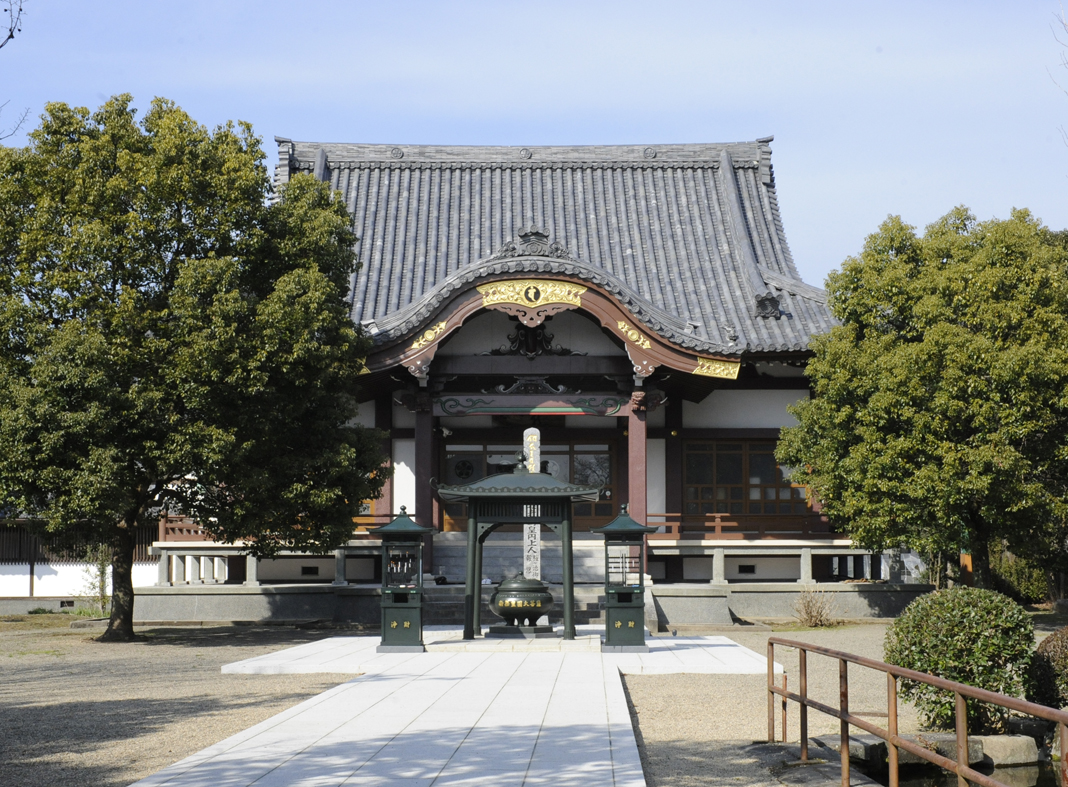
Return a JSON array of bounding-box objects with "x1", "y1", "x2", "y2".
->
[
  {"x1": 592, "y1": 503, "x2": 657, "y2": 652},
  {"x1": 372, "y1": 506, "x2": 434, "y2": 653}
]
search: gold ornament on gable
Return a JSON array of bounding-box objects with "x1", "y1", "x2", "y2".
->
[
  {"x1": 410, "y1": 321, "x2": 447, "y2": 351},
  {"x1": 694, "y1": 357, "x2": 741, "y2": 379},
  {"x1": 476, "y1": 280, "x2": 586, "y2": 309},
  {"x1": 617, "y1": 320, "x2": 652, "y2": 350}
]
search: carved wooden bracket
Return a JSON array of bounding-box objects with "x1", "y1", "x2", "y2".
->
[
  {"x1": 395, "y1": 390, "x2": 432, "y2": 414},
  {"x1": 629, "y1": 390, "x2": 667, "y2": 413}
]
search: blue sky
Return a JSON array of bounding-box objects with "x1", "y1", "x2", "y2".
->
[{"x1": 3, "y1": 1, "x2": 1066, "y2": 286}]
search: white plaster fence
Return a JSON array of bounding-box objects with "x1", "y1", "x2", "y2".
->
[{"x1": 0, "y1": 562, "x2": 157, "y2": 597}]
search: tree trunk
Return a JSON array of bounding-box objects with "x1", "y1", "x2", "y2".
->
[
  {"x1": 99, "y1": 524, "x2": 136, "y2": 642},
  {"x1": 968, "y1": 525, "x2": 993, "y2": 590}
]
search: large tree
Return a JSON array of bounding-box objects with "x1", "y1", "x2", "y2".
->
[
  {"x1": 0, "y1": 96, "x2": 386, "y2": 640},
  {"x1": 777, "y1": 208, "x2": 1068, "y2": 587}
]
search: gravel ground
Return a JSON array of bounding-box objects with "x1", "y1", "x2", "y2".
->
[
  {"x1": 625, "y1": 610, "x2": 1066, "y2": 787},
  {"x1": 624, "y1": 623, "x2": 925, "y2": 787},
  {"x1": 0, "y1": 616, "x2": 350, "y2": 787},
  {"x1": 2, "y1": 610, "x2": 1062, "y2": 787}
]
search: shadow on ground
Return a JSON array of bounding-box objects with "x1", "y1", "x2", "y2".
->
[
  {"x1": 127, "y1": 722, "x2": 638, "y2": 787},
  {"x1": 0, "y1": 693, "x2": 329, "y2": 787}
]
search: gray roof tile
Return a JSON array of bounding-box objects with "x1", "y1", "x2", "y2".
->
[{"x1": 274, "y1": 140, "x2": 836, "y2": 355}]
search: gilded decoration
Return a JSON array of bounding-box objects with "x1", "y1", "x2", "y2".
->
[
  {"x1": 477, "y1": 279, "x2": 586, "y2": 309},
  {"x1": 410, "y1": 321, "x2": 447, "y2": 351},
  {"x1": 617, "y1": 320, "x2": 652, "y2": 350},
  {"x1": 694, "y1": 357, "x2": 741, "y2": 380}
]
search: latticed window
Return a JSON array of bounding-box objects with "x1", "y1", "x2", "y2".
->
[
  {"x1": 684, "y1": 441, "x2": 808, "y2": 516},
  {"x1": 441, "y1": 442, "x2": 617, "y2": 529}
]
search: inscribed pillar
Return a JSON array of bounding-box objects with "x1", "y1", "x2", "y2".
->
[{"x1": 523, "y1": 427, "x2": 541, "y2": 580}]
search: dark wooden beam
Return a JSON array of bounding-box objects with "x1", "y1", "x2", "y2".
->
[{"x1": 433, "y1": 355, "x2": 632, "y2": 376}]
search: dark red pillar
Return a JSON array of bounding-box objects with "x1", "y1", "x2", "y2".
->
[{"x1": 628, "y1": 405, "x2": 647, "y2": 524}]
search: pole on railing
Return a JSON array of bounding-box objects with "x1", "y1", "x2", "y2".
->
[
  {"x1": 887, "y1": 672, "x2": 899, "y2": 787},
  {"x1": 800, "y1": 648, "x2": 809, "y2": 762},
  {"x1": 955, "y1": 693, "x2": 968, "y2": 787},
  {"x1": 1060, "y1": 722, "x2": 1067, "y2": 787},
  {"x1": 768, "y1": 641, "x2": 776, "y2": 742},
  {"x1": 782, "y1": 673, "x2": 788, "y2": 742},
  {"x1": 839, "y1": 658, "x2": 850, "y2": 787}
]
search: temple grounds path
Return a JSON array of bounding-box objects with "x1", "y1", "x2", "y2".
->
[
  {"x1": 0, "y1": 617, "x2": 347, "y2": 787},
  {"x1": 1, "y1": 609, "x2": 1061, "y2": 787}
]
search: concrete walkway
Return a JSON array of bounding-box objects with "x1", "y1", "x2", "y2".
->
[{"x1": 131, "y1": 626, "x2": 781, "y2": 787}]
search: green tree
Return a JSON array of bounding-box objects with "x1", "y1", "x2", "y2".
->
[
  {"x1": 777, "y1": 208, "x2": 1068, "y2": 587},
  {"x1": 0, "y1": 96, "x2": 386, "y2": 641}
]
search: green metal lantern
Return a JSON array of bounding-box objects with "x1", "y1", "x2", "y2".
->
[
  {"x1": 371, "y1": 506, "x2": 434, "y2": 653},
  {"x1": 592, "y1": 503, "x2": 657, "y2": 651}
]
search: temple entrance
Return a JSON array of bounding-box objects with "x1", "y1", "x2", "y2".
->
[
  {"x1": 433, "y1": 434, "x2": 603, "y2": 641},
  {"x1": 440, "y1": 438, "x2": 618, "y2": 531}
]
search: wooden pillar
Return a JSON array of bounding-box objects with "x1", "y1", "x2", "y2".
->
[
  {"x1": 415, "y1": 405, "x2": 435, "y2": 572},
  {"x1": 562, "y1": 514, "x2": 575, "y2": 640},
  {"x1": 628, "y1": 407, "x2": 648, "y2": 524},
  {"x1": 375, "y1": 395, "x2": 393, "y2": 517},
  {"x1": 474, "y1": 531, "x2": 484, "y2": 635},
  {"x1": 665, "y1": 396, "x2": 683, "y2": 519},
  {"x1": 463, "y1": 504, "x2": 477, "y2": 640}
]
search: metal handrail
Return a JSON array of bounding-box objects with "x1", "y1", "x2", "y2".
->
[{"x1": 767, "y1": 637, "x2": 1068, "y2": 787}]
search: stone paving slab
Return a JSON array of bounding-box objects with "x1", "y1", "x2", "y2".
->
[{"x1": 132, "y1": 627, "x2": 780, "y2": 787}]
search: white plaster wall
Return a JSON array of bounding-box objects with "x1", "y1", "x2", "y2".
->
[
  {"x1": 683, "y1": 390, "x2": 809, "y2": 429},
  {"x1": 132, "y1": 564, "x2": 157, "y2": 588},
  {"x1": 0, "y1": 562, "x2": 158, "y2": 596},
  {"x1": 258, "y1": 557, "x2": 334, "y2": 581},
  {"x1": 437, "y1": 310, "x2": 623, "y2": 356},
  {"x1": 351, "y1": 401, "x2": 375, "y2": 429},
  {"x1": 564, "y1": 415, "x2": 616, "y2": 428},
  {"x1": 0, "y1": 564, "x2": 30, "y2": 596},
  {"x1": 393, "y1": 438, "x2": 417, "y2": 514},
  {"x1": 647, "y1": 439, "x2": 666, "y2": 515},
  {"x1": 436, "y1": 311, "x2": 515, "y2": 355},
  {"x1": 726, "y1": 556, "x2": 801, "y2": 581},
  {"x1": 683, "y1": 557, "x2": 715, "y2": 580},
  {"x1": 392, "y1": 404, "x2": 416, "y2": 429},
  {"x1": 34, "y1": 563, "x2": 91, "y2": 597},
  {"x1": 542, "y1": 311, "x2": 623, "y2": 354}
]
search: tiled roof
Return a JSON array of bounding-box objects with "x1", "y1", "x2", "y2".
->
[{"x1": 274, "y1": 139, "x2": 836, "y2": 355}]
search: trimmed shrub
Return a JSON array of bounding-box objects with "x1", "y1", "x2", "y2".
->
[
  {"x1": 883, "y1": 587, "x2": 1034, "y2": 733},
  {"x1": 989, "y1": 543, "x2": 1050, "y2": 604},
  {"x1": 1029, "y1": 626, "x2": 1068, "y2": 709}
]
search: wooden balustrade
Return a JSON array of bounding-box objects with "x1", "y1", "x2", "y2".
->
[
  {"x1": 645, "y1": 513, "x2": 838, "y2": 540},
  {"x1": 156, "y1": 513, "x2": 397, "y2": 543},
  {"x1": 157, "y1": 516, "x2": 211, "y2": 542}
]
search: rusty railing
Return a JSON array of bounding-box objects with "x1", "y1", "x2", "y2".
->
[{"x1": 767, "y1": 637, "x2": 1068, "y2": 787}]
